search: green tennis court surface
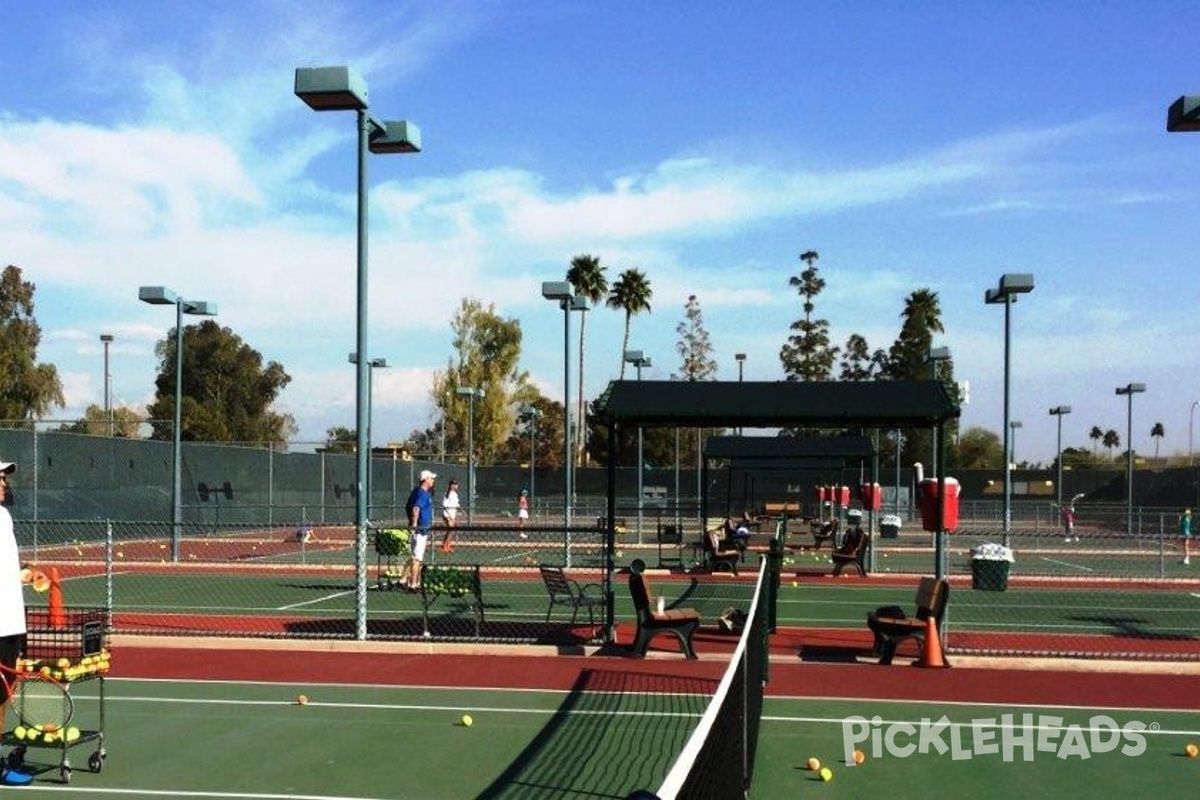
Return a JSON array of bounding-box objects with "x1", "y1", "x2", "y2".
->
[{"x1": 5, "y1": 678, "x2": 1197, "y2": 798}]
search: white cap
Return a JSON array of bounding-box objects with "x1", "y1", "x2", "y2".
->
[
  {"x1": 419, "y1": 469, "x2": 437, "y2": 482},
  {"x1": 0, "y1": 461, "x2": 15, "y2": 474},
  {"x1": 847, "y1": 508, "x2": 863, "y2": 518}
]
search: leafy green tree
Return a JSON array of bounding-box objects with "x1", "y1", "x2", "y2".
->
[
  {"x1": 323, "y1": 426, "x2": 357, "y2": 453},
  {"x1": 56, "y1": 404, "x2": 143, "y2": 438},
  {"x1": 607, "y1": 269, "x2": 653, "y2": 379},
  {"x1": 885, "y1": 288, "x2": 944, "y2": 379},
  {"x1": 500, "y1": 393, "x2": 566, "y2": 469},
  {"x1": 1151, "y1": 422, "x2": 1165, "y2": 464},
  {"x1": 948, "y1": 426, "x2": 1004, "y2": 469},
  {"x1": 147, "y1": 320, "x2": 294, "y2": 443},
  {"x1": 567, "y1": 254, "x2": 608, "y2": 467},
  {"x1": 1103, "y1": 429, "x2": 1121, "y2": 460},
  {"x1": 673, "y1": 294, "x2": 718, "y2": 381},
  {"x1": 433, "y1": 299, "x2": 530, "y2": 464},
  {"x1": 838, "y1": 334, "x2": 887, "y2": 381},
  {"x1": 780, "y1": 250, "x2": 838, "y2": 381},
  {"x1": 0, "y1": 265, "x2": 65, "y2": 424}
]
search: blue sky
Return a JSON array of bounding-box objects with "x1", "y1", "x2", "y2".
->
[{"x1": 2, "y1": 1, "x2": 1199, "y2": 466}]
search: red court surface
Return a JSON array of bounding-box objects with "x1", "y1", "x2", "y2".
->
[{"x1": 112, "y1": 629, "x2": 1200, "y2": 712}]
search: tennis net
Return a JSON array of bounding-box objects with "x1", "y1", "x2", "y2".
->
[{"x1": 647, "y1": 557, "x2": 771, "y2": 800}]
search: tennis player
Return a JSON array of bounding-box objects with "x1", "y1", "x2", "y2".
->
[
  {"x1": 404, "y1": 470, "x2": 437, "y2": 591},
  {"x1": 0, "y1": 459, "x2": 33, "y2": 786}
]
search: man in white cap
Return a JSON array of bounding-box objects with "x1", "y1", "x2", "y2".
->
[
  {"x1": 402, "y1": 470, "x2": 437, "y2": 591},
  {"x1": 0, "y1": 459, "x2": 33, "y2": 785}
]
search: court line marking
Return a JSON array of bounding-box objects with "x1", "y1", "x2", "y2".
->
[
  {"x1": 5, "y1": 788, "x2": 392, "y2": 799},
  {"x1": 1039, "y1": 557, "x2": 1096, "y2": 572},
  {"x1": 277, "y1": 591, "x2": 353, "y2": 610},
  {"x1": 764, "y1": 693, "x2": 1200, "y2": 716}
]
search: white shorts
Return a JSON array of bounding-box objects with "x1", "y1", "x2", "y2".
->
[
  {"x1": 410, "y1": 531, "x2": 429, "y2": 561},
  {"x1": 518, "y1": 509, "x2": 529, "y2": 520},
  {"x1": 442, "y1": 509, "x2": 457, "y2": 522}
]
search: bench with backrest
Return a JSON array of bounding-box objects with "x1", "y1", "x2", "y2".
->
[
  {"x1": 831, "y1": 526, "x2": 869, "y2": 577},
  {"x1": 628, "y1": 571, "x2": 701, "y2": 659},
  {"x1": 865, "y1": 577, "x2": 949, "y2": 665},
  {"x1": 701, "y1": 528, "x2": 741, "y2": 575},
  {"x1": 539, "y1": 565, "x2": 604, "y2": 627}
]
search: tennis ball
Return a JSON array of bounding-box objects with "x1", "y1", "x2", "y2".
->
[
  {"x1": 461, "y1": 714, "x2": 473, "y2": 727},
  {"x1": 296, "y1": 694, "x2": 309, "y2": 705},
  {"x1": 853, "y1": 749, "x2": 866, "y2": 765},
  {"x1": 616, "y1": 550, "x2": 623, "y2": 558},
  {"x1": 790, "y1": 580, "x2": 798, "y2": 588},
  {"x1": 13, "y1": 725, "x2": 26, "y2": 740},
  {"x1": 1186, "y1": 742, "x2": 1199, "y2": 758},
  {"x1": 806, "y1": 757, "x2": 820, "y2": 771},
  {"x1": 819, "y1": 767, "x2": 833, "y2": 782},
  {"x1": 66, "y1": 727, "x2": 81, "y2": 742}
]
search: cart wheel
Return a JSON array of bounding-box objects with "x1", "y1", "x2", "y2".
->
[
  {"x1": 6, "y1": 746, "x2": 25, "y2": 769},
  {"x1": 88, "y1": 751, "x2": 105, "y2": 773},
  {"x1": 60, "y1": 765, "x2": 72, "y2": 783}
]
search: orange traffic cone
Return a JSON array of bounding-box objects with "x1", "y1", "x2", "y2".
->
[
  {"x1": 914, "y1": 616, "x2": 949, "y2": 668},
  {"x1": 48, "y1": 567, "x2": 66, "y2": 627}
]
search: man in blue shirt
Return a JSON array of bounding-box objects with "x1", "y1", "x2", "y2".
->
[{"x1": 404, "y1": 470, "x2": 437, "y2": 591}]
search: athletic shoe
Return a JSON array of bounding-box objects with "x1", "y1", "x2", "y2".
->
[
  {"x1": 1184, "y1": 557, "x2": 1191, "y2": 566},
  {"x1": 1, "y1": 766, "x2": 34, "y2": 786},
  {"x1": 518, "y1": 532, "x2": 528, "y2": 539}
]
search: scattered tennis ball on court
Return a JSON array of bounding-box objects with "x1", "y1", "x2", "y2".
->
[
  {"x1": 616, "y1": 550, "x2": 623, "y2": 558},
  {"x1": 819, "y1": 767, "x2": 833, "y2": 782},
  {"x1": 790, "y1": 580, "x2": 798, "y2": 588},
  {"x1": 295, "y1": 694, "x2": 309, "y2": 705},
  {"x1": 806, "y1": 757, "x2": 820, "y2": 771},
  {"x1": 1186, "y1": 742, "x2": 1198, "y2": 758},
  {"x1": 116, "y1": 551, "x2": 124, "y2": 558},
  {"x1": 853, "y1": 749, "x2": 866, "y2": 765},
  {"x1": 461, "y1": 714, "x2": 473, "y2": 727}
]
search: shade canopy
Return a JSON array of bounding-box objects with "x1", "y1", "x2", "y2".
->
[{"x1": 595, "y1": 379, "x2": 959, "y2": 429}]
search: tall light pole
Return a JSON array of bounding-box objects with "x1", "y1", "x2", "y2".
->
[
  {"x1": 519, "y1": 403, "x2": 540, "y2": 509},
  {"x1": 624, "y1": 350, "x2": 652, "y2": 542},
  {"x1": 926, "y1": 346, "x2": 951, "y2": 478},
  {"x1": 349, "y1": 353, "x2": 388, "y2": 519},
  {"x1": 138, "y1": 286, "x2": 217, "y2": 562},
  {"x1": 542, "y1": 282, "x2": 586, "y2": 562},
  {"x1": 1009, "y1": 420, "x2": 1023, "y2": 468},
  {"x1": 986, "y1": 272, "x2": 1035, "y2": 546},
  {"x1": 456, "y1": 387, "x2": 483, "y2": 524},
  {"x1": 734, "y1": 352, "x2": 746, "y2": 436},
  {"x1": 1190, "y1": 401, "x2": 1198, "y2": 467},
  {"x1": 295, "y1": 65, "x2": 420, "y2": 640},
  {"x1": 1049, "y1": 405, "x2": 1072, "y2": 510},
  {"x1": 100, "y1": 334, "x2": 114, "y2": 437},
  {"x1": 1117, "y1": 382, "x2": 1146, "y2": 537}
]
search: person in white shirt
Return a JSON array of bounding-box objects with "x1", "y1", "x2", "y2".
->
[
  {"x1": 440, "y1": 478, "x2": 461, "y2": 554},
  {"x1": 0, "y1": 459, "x2": 33, "y2": 786}
]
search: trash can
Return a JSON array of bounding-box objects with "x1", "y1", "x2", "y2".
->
[
  {"x1": 879, "y1": 514, "x2": 902, "y2": 539},
  {"x1": 971, "y1": 543, "x2": 1014, "y2": 591}
]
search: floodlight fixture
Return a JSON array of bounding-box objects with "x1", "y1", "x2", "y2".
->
[{"x1": 1167, "y1": 95, "x2": 1200, "y2": 132}]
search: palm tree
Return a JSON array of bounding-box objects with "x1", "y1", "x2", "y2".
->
[
  {"x1": 1151, "y1": 422, "x2": 1165, "y2": 465},
  {"x1": 566, "y1": 254, "x2": 607, "y2": 468},
  {"x1": 1103, "y1": 429, "x2": 1121, "y2": 461},
  {"x1": 1089, "y1": 425, "x2": 1104, "y2": 457},
  {"x1": 607, "y1": 268, "x2": 653, "y2": 379}
]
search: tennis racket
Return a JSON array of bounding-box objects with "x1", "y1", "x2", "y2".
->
[{"x1": 0, "y1": 662, "x2": 73, "y2": 735}]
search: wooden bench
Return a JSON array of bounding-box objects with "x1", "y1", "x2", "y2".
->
[
  {"x1": 539, "y1": 565, "x2": 604, "y2": 626},
  {"x1": 866, "y1": 577, "x2": 949, "y2": 665},
  {"x1": 763, "y1": 501, "x2": 800, "y2": 517},
  {"x1": 701, "y1": 529, "x2": 741, "y2": 575},
  {"x1": 628, "y1": 571, "x2": 700, "y2": 659}
]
